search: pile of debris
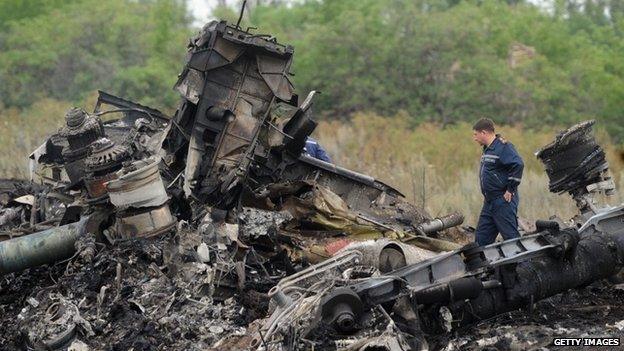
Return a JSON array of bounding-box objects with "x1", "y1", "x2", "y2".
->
[
  {"x1": 0, "y1": 20, "x2": 463, "y2": 350},
  {"x1": 1, "y1": 19, "x2": 624, "y2": 351}
]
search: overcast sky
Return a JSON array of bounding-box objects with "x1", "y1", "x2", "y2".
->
[{"x1": 188, "y1": 0, "x2": 217, "y2": 25}]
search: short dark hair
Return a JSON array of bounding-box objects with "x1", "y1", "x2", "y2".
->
[{"x1": 473, "y1": 118, "x2": 495, "y2": 133}]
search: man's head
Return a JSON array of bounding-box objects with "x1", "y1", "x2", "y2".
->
[{"x1": 472, "y1": 118, "x2": 496, "y2": 146}]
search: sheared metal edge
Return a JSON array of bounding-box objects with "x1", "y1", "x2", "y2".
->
[{"x1": 535, "y1": 120, "x2": 595, "y2": 157}]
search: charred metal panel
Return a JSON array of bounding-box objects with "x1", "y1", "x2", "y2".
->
[
  {"x1": 174, "y1": 21, "x2": 295, "y2": 202},
  {"x1": 278, "y1": 155, "x2": 407, "y2": 218},
  {"x1": 536, "y1": 120, "x2": 615, "y2": 215}
]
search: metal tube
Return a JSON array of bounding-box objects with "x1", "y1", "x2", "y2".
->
[
  {"x1": 418, "y1": 212, "x2": 464, "y2": 234},
  {"x1": 0, "y1": 217, "x2": 88, "y2": 274},
  {"x1": 268, "y1": 286, "x2": 293, "y2": 309}
]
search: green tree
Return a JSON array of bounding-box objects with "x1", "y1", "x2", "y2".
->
[
  {"x1": 0, "y1": 0, "x2": 84, "y2": 30},
  {"x1": 2, "y1": 0, "x2": 624, "y2": 142},
  {"x1": 0, "y1": 0, "x2": 191, "y2": 110},
  {"x1": 240, "y1": 0, "x2": 624, "y2": 141}
]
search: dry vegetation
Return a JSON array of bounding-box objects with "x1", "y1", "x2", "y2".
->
[
  {"x1": 316, "y1": 112, "x2": 624, "y2": 226},
  {"x1": 1, "y1": 103, "x2": 623, "y2": 227},
  {"x1": 0, "y1": 93, "x2": 119, "y2": 179},
  {"x1": 0, "y1": 99, "x2": 75, "y2": 178}
]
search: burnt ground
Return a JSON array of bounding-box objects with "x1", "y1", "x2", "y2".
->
[
  {"x1": 1, "y1": 227, "x2": 624, "y2": 350},
  {"x1": 0, "y1": 233, "x2": 258, "y2": 351},
  {"x1": 431, "y1": 281, "x2": 624, "y2": 351}
]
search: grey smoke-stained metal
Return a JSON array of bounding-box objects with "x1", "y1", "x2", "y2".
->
[
  {"x1": 29, "y1": 91, "x2": 170, "y2": 187},
  {"x1": 579, "y1": 204, "x2": 624, "y2": 235},
  {"x1": 258, "y1": 204, "x2": 624, "y2": 349},
  {"x1": 338, "y1": 239, "x2": 436, "y2": 273},
  {"x1": 106, "y1": 157, "x2": 169, "y2": 209},
  {"x1": 276, "y1": 249, "x2": 364, "y2": 294},
  {"x1": 59, "y1": 108, "x2": 106, "y2": 184},
  {"x1": 0, "y1": 217, "x2": 89, "y2": 274},
  {"x1": 106, "y1": 157, "x2": 176, "y2": 239},
  {"x1": 84, "y1": 138, "x2": 130, "y2": 202},
  {"x1": 172, "y1": 20, "x2": 294, "y2": 202},
  {"x1": 93, "y1": 90, "x2": 169, "y2": 122},
  {"x1": 292, "y1": 154, "x2": 404, "y2": 198},
  {"x1": 114, "y1": 204, "x2": 176, "y2": 239},
  {"x1": 85, "y1": 138, "x2": 129, "y2": 174},
  {"x1": 439, "y1": 228, "x2": 624, "y2": 332}
]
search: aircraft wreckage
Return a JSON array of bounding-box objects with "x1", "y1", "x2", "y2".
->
[{"x1": 1, "y1": 20, "x2": 624, "y2": 350}]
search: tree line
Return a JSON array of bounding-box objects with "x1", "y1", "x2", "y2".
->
[{"x1": 2, "y1": 0, "x2": 623, "y2": 141}]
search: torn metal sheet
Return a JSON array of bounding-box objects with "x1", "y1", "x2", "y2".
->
[
  {"x1": 93, "y1": 90, "x2": 169, "y2": 123},
  {"x1": 254, "y1": 181, "x2": 461, "y2": 255},
  {"x1": 2, "y1": 19, "x2": 476, "y2": 351},
  {"x1": 174, "y1": 21, "x2": 294, "y2": 202},
  {"x1": 5, "y1": 17, "x2": 624, "y2": 351},
  {"x1": 278, "y1": 181, "x2": 386, "y2": 238},
  {"x1": 13, "y1": 195, "x2": 35, "y2": 206},
  {"x1": 164, "y1": 20, "x2": 436, "y2": 238}
]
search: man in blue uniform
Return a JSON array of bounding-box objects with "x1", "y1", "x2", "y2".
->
[
  {"x1": 304, "y1": 137, "x2": 332, "y2": 163},
  {"x1": 473, "y1": 118, "x2": 524, "y2": 246}
]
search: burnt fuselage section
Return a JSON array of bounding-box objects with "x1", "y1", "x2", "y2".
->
[{"x1": 165, "y1": 21, "x2": 429, "y2": 228}]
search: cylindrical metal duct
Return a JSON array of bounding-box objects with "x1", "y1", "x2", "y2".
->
[
  {"x1": 341, "y1": 239, "x2": 436, "y2": 273},
  {"x1": 106, "y1": 157, "x2": 176, "y2": 239},
  {"x1": 0, "y1": 217, "x2": 88, "y2": 274},
  {"x1": 114, "y1": 204, "x2": 176, "y2": 239},
  {"x1": 417, "y1": 212, "x2": 464, "y2": 235},
  {"x1": 106, "y1": 157, "x2": 169, "y2": 209}
]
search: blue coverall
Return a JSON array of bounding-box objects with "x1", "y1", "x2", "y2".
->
[
  {"x1": 304, "y1": 137, "x2": 332, "y2": 163},
  {"x1": 475, "y1": 137, "x2": 524, "y2": 246}
]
